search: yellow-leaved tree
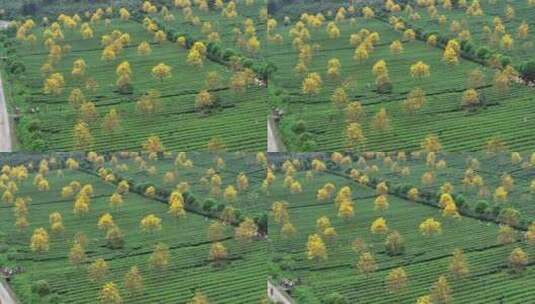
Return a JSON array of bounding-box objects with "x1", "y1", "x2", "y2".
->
[
  {"x1": 188, "y1": 290, "x2": 210, "y2": 304},
  {"x1": 508, "y1": 247, "x2": 528, "y2": 273},
  {"x1": 151, "y1": 63, "x2": 172, "y2": 81},
  {"x1": 331, "y1": 87, "x2": 349, "y2": 111},
  {"x1": 88, "y1": 258, "x2": 109, "y2": 283},
  {"x1": 306, "y1": 233, "x2": 327, "y2": 261},
  {"x1": 149, "y1": 242, "x2": 170, "y2": 270},
  {"x1": 410, "y1": 61, "x2": 431, "y2": 79},
  {"x1": 385, "y1": 267, "x2": 408, "y2": 297},
  {"x1": 346, "y1": 122, "x2": 365, "y2": 151},
  {"x1": 430, "y1": 275, "x2": 451, "y2": 304},
  {"x1": 98, "y1": 282, "x2": 122, "y2": 304},
  {"x1": 115, "y1": 61, "x2": 132, "y2": 93},
  {"x1": 73, "y1": 121, "x2": 94, "y2": 150},
  {"x1": 30, "y1": 227, "x2": 50, "y2": 253},
  {"x1": 209, "y1": 242, "x2": 228, "y2": 265},
  {"x1": 419, "y1": 218, "x2": 442, "y2": 236},
  {"x1": 43, "y1": 73, "x2": 65, "y2": 95},
  {"x1": 302, "y1": 73, "x2": 322, "y2": 97},
  {"x1": 168, "y1": 191, "x2": 186, "y2": 218},
  {"x1": 69, "y1": 242, "x2": 86, "y2": 267},
  {"x1": 195, "y1": 90, "x2": 213, "y2": 111},
  {"x1": 140, "y1": 214, "x2": 162, "y2": 233},
  {"x1": 449, "y1": 249, "x2": 470, "y2": 279},
  {"x1": 137, "y1": 41, "x2": 151, "y2": 55},
  {"x1": 124, "y1": 266, "x2": 144, "y2": 295},
  {"x1": 142, "y1": 135, "x2": 165, "y2": 153},
  {"x1": 234, "y1": 217, "x2": 257, "y2": 244},
  {"x1": 357, "y1": 251, "x2": 377, "y2": 277}
]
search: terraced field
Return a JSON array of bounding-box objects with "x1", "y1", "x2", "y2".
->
[
  {"x1": 2, "y1": 1, "x2": 267, "y2": 151},
  {"x1": 266, "y1": 1, "x2": 535, "y2": 152},
  {"x1": 103, "y1": 152, "x2": 373, "y2": 212},
  {"x1": 355, "y1": 151, "x2": 535, "y2": 226},
  {"x1": 395, "y1": 0, "x2": 535, "y2": 64},
  {"x1": 268, "y1": 152, "x2": 535, "y2": 303},
  {"x1": 2, "y1": 150, "x2": 535, "y2": 303},
  {"x1": 0, "y1": 153, "x2": 268, "y2": 303},
  {"x1": 157, "y1": 0, "x2": 268, "y2": 57}
]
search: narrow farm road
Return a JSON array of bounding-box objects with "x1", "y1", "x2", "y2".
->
[
  {"x1": 0, "y1": 20, "x2": 12, "y2": 152},
  {"x1": 0, "y1": 280, "x2": 17, "y2": 304},
  {"x1": 267, "y1": 116, "x2": 283, "y2": 153}
]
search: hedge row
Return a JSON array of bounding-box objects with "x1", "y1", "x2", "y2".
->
[
  {"x1": 147, "y1": 15, "x2": 277, "y2": 82},
  {"x1": 375, "y1": 5, "x2": 535, "y2": 81},
  {"x1": 334, "y1": 166, "x2": 531, "y2": 231},
  {"x1": 78, "y1": 158, "x2": 268, "y2": 235}
]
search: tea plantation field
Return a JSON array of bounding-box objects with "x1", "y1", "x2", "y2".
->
[
  {"x1": 0, "y1": 152, "x2": 268, "y2": 303},
  {"x1": 268, "y1": 151, "x2": 535, "y2": 303},
  {"x1": 1, "y1": 0, "x2": 268, "y2": 151},
  {"x1": 266, "y1": 0, "x2": 535, "y2": 152}
]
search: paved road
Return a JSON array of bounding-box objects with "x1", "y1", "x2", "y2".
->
[
  {"x1": 0, "y1": 20, "x2": 12, "y2": 152},
  {"x1": 0, "y1": 279, "x2": 16, "y2": 304},
  {"x1": 0, "y1": 21, "x2": 17, "y2": 304}
]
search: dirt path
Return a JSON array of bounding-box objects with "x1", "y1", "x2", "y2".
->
[{"x1": 0, "y1": 20, "x2": 12, "y2": 152}]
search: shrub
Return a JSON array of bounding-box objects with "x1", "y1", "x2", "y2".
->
[
  {"x1": 215, "y1": 203, "x2": 226, "y2": 212},
  {"x1": 46, "y1": 294, "x2": 63, "y2": 304},
  {"x1": 475, "y1": 200, "x2": 489, "y2": 214},
  {"x1": 385, "y1": 230, "x2": 405, "y2": 256},
  {"x1": 21, "y1": 2, "x2": 39, "y2": 15},
  {"x1": 476, "y1": 46, "x2": 492, "y2": 60},
  {"x1": 499, "y1": 55, "x2": 512, "y2": 67},
  {"x1": 461, "y1": 41, "x2": 475, "y2": 55},
  {"x1": 134, "y1": 183, "x2": 151, "y2": 193},
  {"x1": 106, "y1": 227, "x2": 125, "y2": 249},
  {"x1": 322, "y1": 292, "x2": 348, "y2": 304},
  {"x1": 400, "y1": 184, "x2": 412, "y2": 195},
  {"x1": 188, "y1": 196, "x2": 200, "y2": 209},
  {"x1": 268, "y1": 262, "x2": 282, "y2": 279},
  {"x1": 376, "y1": 79, "x2": 393, "y2": 94},
  {"x1": 255, "y1": 214, "x2": 268, "y2": 234},
  {"x1": 32, "y1": 280, "x2": 51, "y2": 298},
  {"x1": 492, "y1": 205, "x2": 502, "y2": 217},
  {"x1": 26, "y1": 119, "x2": 42, "y2": 132},
  {"x1": 298, "y1": 132, "x2": 313, "y2": 143},
  {"x1": 518, "y1": 60, "x2": 535, "y2": 82},
  {"x1": 292, "y1": 120, "x2": 306, "y2": 134},
  {"x1": 438, "y1": 35, "x2": 449, "y2": 46},
  {"x1": 302, "y1": 139, "x2": 318, "y2": 151},
  {"x1": 242, "y1": 58, "x2": 253, "y2": 68},
  {"x1": 234, "y1": 209, "x2": 243, "y2": 222},
  {"x1": 222, "y1": 48, "x2": 236, "y2": 61},
  {"x1": 455, "y1": 194, "x2": 466, "y2": 208},
  {"x1": 202, "y1": 198, "x2": 216, "y2": 212},
  {"x1": 8, "y1": 61, "x2": 26, "y2": 75},
  {"x1": 186, "y1": 36, "x2": 196, "y2": 48},
  {"x1": 6, "y1": 248, "x2": 18, "y2": 260},
  {"x1": 498, "y1": 208, "x2": 520, "y2": 226},
  {"x1": 29, "y1": 138, "x2": 46, "y2": 151},
  {"x1": 210, "y1": 43, "x2": 222, "y2": 58},
  {"x1": 279, "y1": 255, "x2": 296, "y2": 271},
  {"x1": 117, "y1": 83, "x2": 133, "y2": 95},
  {"x1": 294, "y1": 287, "x2": 321, "y2": 304}
]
